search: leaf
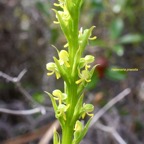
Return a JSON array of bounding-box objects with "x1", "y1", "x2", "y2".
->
[
  {"x1": 52, "y1": 9, "x2": 70, "y2": 42},
  {"x1": 53, "y1": 57, "x2": 69, "y2": 83},
  {"x1": 112, "y1": 45, "x2": 124, "y2": 56},
  {"x1": 75, "y1": 94, "x2": 84, "y2": 111},
  {"x1": 73, "y1": 118, "x2": 92, "y2": 144},
  {"x1": 45, "y1": 91, "x2": 57, "y2": 112},
  {"x1": 90, "y1": 38, "x2": 107, "y2": 47},
  {"x1": 105, "y1": 66, "x2": 126, "y2": 81},
  {"x1": 119, "y1": 34, "x2": 144, "y2": 44},
  {"x1": 33, "y1": 92, "x2": 44, "y2": 103},
  {"x1": 80, "y1": 118, "x2": 92, "y2": 140},
  {"x1": 91, "y1": 0, "x2": 104, "y2": 12},
  {"x1": 53, "y1": 130, "x2": 60, "y2": 144},
  {"x1": 74, "y1": 94, "x2": 84, "y2": 115},
  {"x1": 79, "y1": 26, "x2": 95, "y2": 53},
  {"x1": 86, "y1": 71, "x2": 99, "y2": 90},
  {"x1": 36, "y1": 2, "x2": 50, "y2": 17},
  {"x1": 109, "y1": 18, "x2": 124, "y2": 39},
  {"x1": 70, "y1": 94, "x2": 84, "y2": 124}
]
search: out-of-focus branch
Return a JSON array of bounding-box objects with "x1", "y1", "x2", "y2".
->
[
  {"x1": 90, "y1": 88, "x2": 131, "y2": 126},
  {"x1": 0, "y1": 69, "x2": 27, "y2": 82},
  {"x1": 95, "y1": 122, "x2": 127, "y2": 144},
  {"x1": 2, "y1": 123, "x2": 52, "y2": 144},
  {"x1": 0, "y1": 69, "x2": 47, "y2": 115},
  {"x1": 39, "y1": 120, "x2": 60, "y2": 144},
  {"x1": 0, "y1": 107, "x2": 45, "y2": 115},
  {"x1": 0, "y1": 69, "x2": 36, "y2": 103}
]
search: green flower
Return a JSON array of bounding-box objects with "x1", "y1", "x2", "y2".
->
[
  {"x1": 79, "y1": 55, "x2": 95, "y2": 70},
  {"x1": 73, "y1": 120, "x2": 83, "y2": 141},
  {"x1": 53, "y1": 5, "x2": 70, "y2": 26},
  {"x1": 52, "y1": 89, "x2": 67, "y2": 104},
  {"x1": 74, "y1": 120, "x2": 83, "y2": 132},
  {"x1": 46, "y1": 62, "x2": 61, "y2": 79},
  {"x1": 76, "y1": 70, "x2": 91, "y2": 84},
  {"x1": 58, "y1": 50, "x2": 70, "y2": 67},
  {"x1": 78, "y1": 27, "x2": 97, "y2": 44},
  {"x1": 56, "y1": 104, "x2": 70, "y2": 120},
  {"x1": 81, "y1": 103, "x2": 94, "y2": 119}
]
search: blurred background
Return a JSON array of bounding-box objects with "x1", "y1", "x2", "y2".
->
[{"x1": 0, "y1": 0, "x2": 144, "y2": 143}]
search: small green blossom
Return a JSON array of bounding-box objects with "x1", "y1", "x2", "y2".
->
[
  {"x1": 78, "y1": 27, "x2": 96, "y2": 44},
  {"x1": 59, "y1": 50, "x2": 70, "y2": 67},
  {"x1": 53, "y1": 129, "x2": 60, "y2": 144},
  {"x1": 46, "y1": 62, "x2": 61, "y2": 79},
  {"x1": 81, "y1": 103, "x2": 94, "y2": 119},
  {"x1": 76, "y1": 70, "x2": 91, "y2": 84},
  {"x1": 79, "y1": 55, "x2": 95, "y2": 70},
  {"x1": 74, "y1": 120, "x2": 83, "y2": 132},
  {"x1": 52, "y1": 89, "x2": 67, "y2": 104},
  {"x1": 73, "y1": 120, "x2": 83, "y2": 142},
  {"x1": 56, "y1": 104, "x2": 70, "y2": 120},
  {"x1": 54, "y1": 1, "x2": 63, "y2": 7},
  {"x1": 53, "y1": 5, "x2": 70, "y2": 26}
]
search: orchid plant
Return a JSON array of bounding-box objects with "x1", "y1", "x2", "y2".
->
[{"x1": 45, "y1": 0, "x2": 97, "y2": 144}]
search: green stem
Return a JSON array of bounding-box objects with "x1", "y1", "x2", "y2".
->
[{"x1": 61, "y1": 123, "x2": 73, "y2": 144}]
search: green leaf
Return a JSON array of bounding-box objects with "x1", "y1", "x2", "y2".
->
[
  {"x1": 91, "y1": 0, "x2": 104, "y2": 12},
  {"x1": 45, "y1": 91, "x2": 57, "y2": 112},
  {"x1": 90, "y1": 39, "x2": 107, "y2": 47},
  {"x1": 109, "y1": 18, "x2": 124, "y2": 39},
  {"x1": 112, "y1": 45, "x2": 124, "y2": 56},
  {"x1": 74, "y1": 94, "x2": 84, "y2": 116},
  {"x1": 36, "y1": 2, "x2": 50, "y2": 17},
  {"x1": 81, "y1": 118, "x2": 92, "y2": 140},
  {"x1": 70, "y1": 94, "x2": 84, "y2": 124},
  {"x1": 53, "y1": 130, "x2": 60, "y2": 144},
  {"x1": 119, "y1": 34, "x2": 144, "y2": 44},
  {"x1": 79, "y1": 26, "x2": 95, "y2": 53},
  {"x1": 45, "y1": 91, "x2": 65, "y2": 126},
  {"x1": 73, "y1": 118, "x2": 92, "y2": 144},
  {"x1": 86, "y1": 71, "x2": 99, "y2": 90},
  {"x1": 105, "y1": 66, "x2": 126, "y2": 81},
  {"x1": 33, "y1": 92, "x2": 44, "y2": 103},
  {"x1": 53, "y1": 57, "x2": 69, "y2": 83},
  {"x1": 52, "y1": 9, "x2": 70, "y2": 42}
]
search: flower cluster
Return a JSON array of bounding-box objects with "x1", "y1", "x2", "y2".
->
[{"x1": 45, "y1": 0, "x2": 97, "y2": 144}]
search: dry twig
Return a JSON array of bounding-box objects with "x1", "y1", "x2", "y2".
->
[
  {"x1": 0, "y1": 107, "x2": 45, "y2": 115},
  {"x1": 0, "y1": 69, "x2": 47, "y2": 115},
  {"x1": 90, "y1": 88, "x2": 131, "y2": 126},
  {"x1": 39, "y1": 120, "x2": 60, "y2": 144},
  {"x1": 95, "y1": 122, "x2": 127, "y2": 144}
]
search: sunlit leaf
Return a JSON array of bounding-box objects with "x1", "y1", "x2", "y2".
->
[
  {"x1": 105, "y1": 66, "x2": 126, "y2": 81},
  {"x1": 119, "y1": 34, "x2": 144, "y2": 44},
  {"x1": 112, "y1": 45, "x2": 124, "y2": 56},
  {"x1": 109, "y1": 18, "x2": 124, "y2": 39}
]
